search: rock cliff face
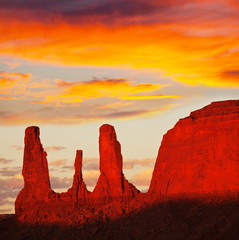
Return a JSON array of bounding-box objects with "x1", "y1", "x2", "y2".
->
[{"x1": 149, "y1": 100, "x2": 239, "y2": 195}]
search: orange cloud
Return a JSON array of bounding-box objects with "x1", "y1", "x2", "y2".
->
[
  {"x1": 1, "y1": 14, "x2": 239, "y2": 87},
  {"x1": 121, "y1": 94, "x2": 180, "y2": 100},
  {"x1": 47, "y1": 79, "x2": 164, "y2": 103},
  {"x1": 0, "y1": 71, "x2": 30, "y2": 89}
]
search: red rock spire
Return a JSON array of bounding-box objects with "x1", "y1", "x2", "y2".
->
[
  {"x1": 15, "y1": 126, "x2": 53, "y2": 214},
  {"x1": 66, "y1": 150, "x2": 89, "y2": 201},
  {"x1": 93, "y1": 124, "x2": 139, "y2": 200},
  {"x1": 149, "y1": 100, "x2": 239, "y2": 195}
]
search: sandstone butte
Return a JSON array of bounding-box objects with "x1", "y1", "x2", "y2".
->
[{"x1": 15, "y1": 100, "x2": 239, "y2": 224}]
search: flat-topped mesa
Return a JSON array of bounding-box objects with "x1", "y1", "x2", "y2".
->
[
  {"x1": 63, "y1": 150, "x2": 89, "y2": 202},
  {"x1": 149, "y1": 100, "x2": 239, "y2": 196},
  {"x1": 92, "y1": 124, "x2": 139, "y2": 200},
  {"x1": 189, "y1": 100, "x2": 239, "y2": 119},
  {"x1": 15, "y1": 126, "x2": 53, "y2": 214}
]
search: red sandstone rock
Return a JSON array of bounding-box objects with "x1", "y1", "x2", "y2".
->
[
  {"x1": 15, "y1": 126, "x2": 54, "y2": 214},
  {"x1": 15, "y1": 124, "x2": 139, "y2": 218},
  {"x1": 92, "y1": 124, "x2": 139, "y2": 200},
  {"x1": 15, "y1": 100, "x2": 239, "y2": 224},
  {"x1": 64, "y1": 150, "x2": 89, "y2": 202},
  {"x1": 149, "y1": 100, "x2": 239, "y2": 196}
]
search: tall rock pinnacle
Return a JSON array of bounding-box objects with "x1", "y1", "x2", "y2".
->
[
  {"x1": 15, "y1": 126, "x2": 53, "y2": 214},
  {"x1": 65, "y1": 150, "x2": 89, "y2": 202},
  {"x1": 149, "y1": 100, "x2": 239, "y2": 195},
  {"x1": 93, "y1": 124, "x2": 139, "y2": 200}
]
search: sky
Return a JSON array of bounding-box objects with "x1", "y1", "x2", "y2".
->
[{"x1": 0, "y1": 0, "x2": 239, "y2": 213}]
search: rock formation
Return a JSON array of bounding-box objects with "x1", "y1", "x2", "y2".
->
[
  {"x1": 15, "y1": 126, "x2": 54, "y2": 214},
  {"x1": 149, "y1": 100, "x2": 239, "y2": 196},
  {"x1": 62, "y1": 150, "x2": 89, "y2": 202},
  {"x1": 92, "y1": 124, "x2": 139, "y2": 200},
  {"x1": 15, "y1": 100, "x2": 239, "y2": 224},
  {"x1": 15, "y1": 124, "x2": 139, "y2": 217}
]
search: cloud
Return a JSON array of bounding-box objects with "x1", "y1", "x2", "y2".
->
[
  {"x1": 98, "y1": 101, "x2": 134, "y2": 109},
  {"x1": 0, "y1": 0, "x2": 219, "y2": 27},
  {"x1": 220, "y1": 70, "x2": 239, "y2": 84},
  {"x1": 45, "y1": 146, "x2": 66, "y2": 151},
  {"x1": 102, "y1": 105, "x2": 175, "y2": 120},
  {"x1": 1, "y1": 15, "x2": 239, "y2": 88},
  {"x1": 50, "y1": 176, "x2": 72, "y2": 190},
  {"x1": 0, "y1": 167, "x2": 21, "y2": 177},
  {"x1": 0, "y1": 71, "x2": 60, "y2": 101},
  {"x1": 0, "y1": 176, "x2": 23, "y2": 190},
  {"x1": 82, "y1": 158, "x2": 99, "y2": 171},
  {"x1": 121, "y1": 94, "x2": 180, "y2": 100},
  {"x1": 123, "y1": 158, "x2": 155, "y2": 170},
  {"x1": 130, "y1": 168, "x2": 153, "y2": 187},
  {"x1": 11, "y1": 144, "x2": 67, "y2": 153},
  {"x1": 0, "y1": 157, "x2": 14, "y2": 164},
  {"x1": 60, "y1": 165, "x2": 74, "y2": 172},
  {"x1": 10, "y1": 145, "x2": 23, "y2": 151},
  {"x1": 49, "y1": 159, "x2": 67, "y2": 167},
  {"x1": 0, "y1": 176, "x2": 23, "y2": 213},
  {"x1": 0, "y1": 71, "x2": 31, "y2": 93},
  {"x1": 0, "y1": 102, "x2": 176, "y2": 125},
  {"x1": 48, "y1": 79, "x2": 163, "y2": 103},
  {"x1": 0, "y1": 59, "x2": 20, "y2": 69}
]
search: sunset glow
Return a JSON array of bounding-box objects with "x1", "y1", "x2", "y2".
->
[{"x1": 0, "y1": 0, "x2": 238, "y2": 213}]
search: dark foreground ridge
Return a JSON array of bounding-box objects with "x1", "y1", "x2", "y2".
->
[
  {"x1": 2, "y1": 196, "x2": 239, "y2": 240},
  {"x1": 3, "y1": 100, "x2": 239, "y2": 239}
]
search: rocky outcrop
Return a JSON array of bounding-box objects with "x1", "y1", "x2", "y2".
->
[
  {"x1": 15, "y1": 124, "x2": 139, "y2": 217},
  {"x1": 149, "y1": 100, "x2": 239, "y2": 196},
  {"x1": 92, "y1": 124, "x2": 139, "y2": 200},
  {"x1": 62, "y1": 150, "x2": 89, "y2": 202},
  {"x1": 15, "y1": 126, "x2": 54, "y2": 214},
  {"x1": 15, "y1": 100, "x2": 239, "y2": 224}
]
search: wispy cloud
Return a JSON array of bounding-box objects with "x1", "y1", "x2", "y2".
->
[
  {"x1": 0, "y1": 59, "x2": 20, "y2": 69},
  {"x1": 0, "y1": 71, "x2": 31, "y2": 95},
  {"x1": 50, "y1": 176, "x2": 72, "y2": 190},
  {"x1": 45, "y1": 146, "x2": 66, "y2": 151},
  {"x1": 0, "y1": 175, "x2": 23, "y2": 213},
  {"x1": 0, "y1": 176, "x2": 23, "y2": 190},
  {"x1": 123, "y1": 158, "x2": 155, "y2": 170},
  {"x1": 82, "y1": 158, "x2": 99, "y2": 171},
  {"x1": 48, "y1": 79, "x2": 164, "y2": 103},
  {"x1": 121, "y1": 94, "x2": 180, "y2": 100},
  {"x1": 49, "y1": 159, "x2": 67, "y2": 167},
  {"x1": 97, "y1": 101, "x2": 134, "y2": 109},
  {"x1": 0, "y1": 158, "x2": 14, "y2": 164},
  {"x1": 0, "y1": 167, "x2": 21, "y2": 177},
  {"x1": 10, "y1": 145, "x2": 23, "y2": 151}
]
